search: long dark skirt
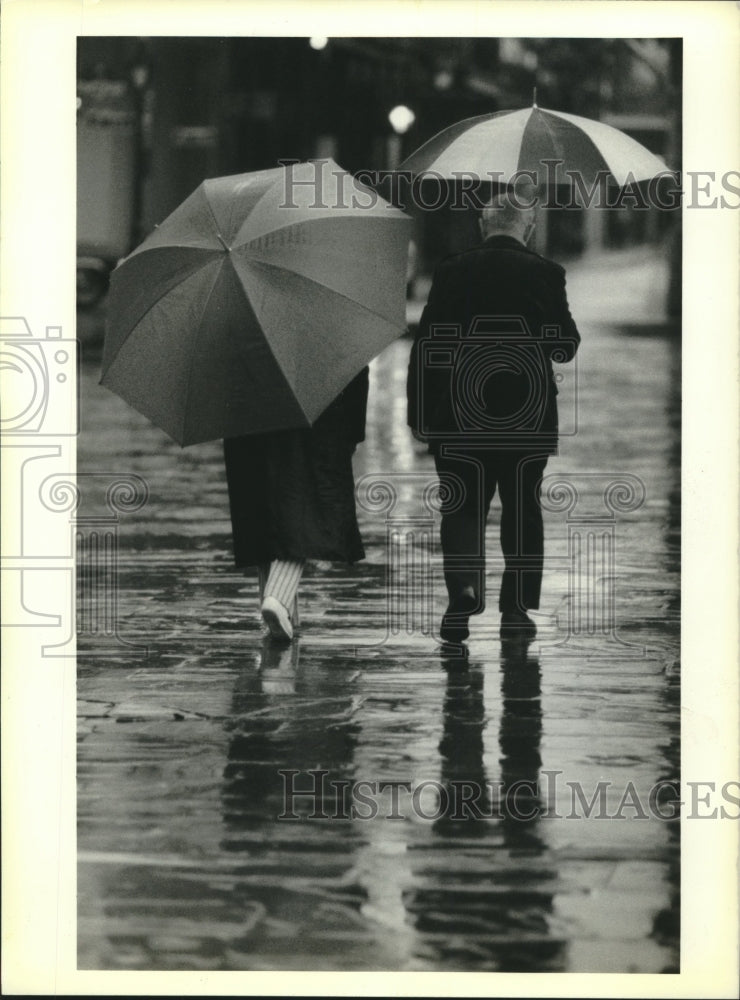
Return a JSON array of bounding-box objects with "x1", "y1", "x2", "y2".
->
[
  {"x1": 223, "y1": 369, "x2": 368, "y2": 568},
  {"x1": 223, "y1": 424, "x2": 365, "y2": 568}
]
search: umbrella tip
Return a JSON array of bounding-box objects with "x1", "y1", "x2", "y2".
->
[{"x1": 532, "y1": 86, "x2": 538, "y2": 108}]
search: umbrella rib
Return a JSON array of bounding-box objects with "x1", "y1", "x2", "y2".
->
[
  {"x1": 200, "y1": 181, "x2": 234, "y2": 245},
  {"x1": 103, "y1": 250, "x2": 223, "y2": 374},
  {"x1": 537, "y1": 110, "x2": 611, "y2": 178},
  {"x1": 239, "y1": 255, "x2": 407, "y2": 330},
  {"x1": 179, "y1": 259, "x2": 227, "y2": 444},
  {"x1": 399, "y1": 109, "x2": 514, "y2": 171},
  {"x1": 236, "y1": 214, "x2": 363, "y2": 244},
  {"x1": 574, "y1": 126, "x2": 644, "y2": 183},
  {"x1": 126, "y1": 242, "x2": 223, "y2": 257},
  {"x1": 530, "y1": 109, "x2": 564, "y2": 165},
  {"x1": 179, "y1": 258, "x2": 313, "y2": 442},
  {"x1": 224, "y1": 174, "x2": 296, "y2": 246},
  {"x1": 233, "y1": 177, "x2": 408, "y2": 246}
]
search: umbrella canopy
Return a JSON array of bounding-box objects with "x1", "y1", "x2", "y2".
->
[
  {"x1": 101, "y1": 160, "x2": 412, "y2": 445},
  {"x1": 399, "y1": 105, "x2": 669, "y2": 186}
]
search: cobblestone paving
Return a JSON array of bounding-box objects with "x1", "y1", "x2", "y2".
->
[{"x1": 77, "y1": 248, "x2": 680, "y2": 971}]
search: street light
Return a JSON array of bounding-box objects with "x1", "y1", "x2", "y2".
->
[
  {"x1": 387, "y1": 105, "x2": 415, "y2": 170},
  {"x1": 388, "y1": 104, "x2": 415, "y2": 135},
  {"x1": 434, "y1": 69, "x2": 454, "y2": 91}
]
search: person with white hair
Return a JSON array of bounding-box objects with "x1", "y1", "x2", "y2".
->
[{"x1": 407, "y1": 189, "x2": 581, "y2": 643}]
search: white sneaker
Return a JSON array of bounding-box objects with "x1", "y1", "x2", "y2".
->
[{"x1": 261, "y1": 596, "x2": 294, "y2": 641}]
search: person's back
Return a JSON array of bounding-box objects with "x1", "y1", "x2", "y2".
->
[
  {"x1": 425, "y1": 234, "x2": 565, "y2": 327},
  {"x1": 407, "y1": 192, "x2": 581, "y2": 643},
  {"x1": 409, "y1": 230, "x2": 579, "y2": 452}
]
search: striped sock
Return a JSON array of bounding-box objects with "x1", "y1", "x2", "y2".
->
[{"x1": 264, "y1": 560, "x2": 304, "y2": 619}]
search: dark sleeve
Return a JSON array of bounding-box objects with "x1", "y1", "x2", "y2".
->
[
  {"x1": 407, "y1": 262, "x2": 458, "y2": 431},
  {"x1": 340, "y1": 365, "x2": 369, "y2": 446},
  {"x1": 546, "y1": 263, "x2": 580, "y2": 363},
  {"x1": 313, "y1": 367, "x2": 368, "y2": 444}
]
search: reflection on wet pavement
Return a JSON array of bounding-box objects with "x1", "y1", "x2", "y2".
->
[{"x1": 77, "y1": 306, "x2": 680, "y2": 972}]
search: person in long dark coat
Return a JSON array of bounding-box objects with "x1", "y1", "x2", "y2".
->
[
  {"x1": 407, "y1": 194, "x2": 580, "y2": 643},
  {"x1": 223, "y1": 367, "x2": 368, "y2": 641}
]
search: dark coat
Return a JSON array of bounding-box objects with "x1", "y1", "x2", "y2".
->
[
  {"x1": 223, "y1": 368, "x2": 368, "y2": 567},
  {"x1": 407, "y1": 234, "x2": 580, "y2": 454}
]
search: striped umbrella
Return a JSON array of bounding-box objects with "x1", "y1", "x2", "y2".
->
[{"x1": 399, "y1": 103, "x2": 669, "y2": 187}]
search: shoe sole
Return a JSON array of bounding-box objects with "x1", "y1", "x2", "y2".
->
[
  {"x1": 440, "y1": 614, "x2": 470, "y2": 638},
  {"x1": 499, "y1": 625, "x2": 537, "y2": 641},
  {"x1": 261, "y1": 605, "x2": 293, "y2": 642},
  {"x1": 440, "y1": 629, "x2": 469, "y2": 644}
]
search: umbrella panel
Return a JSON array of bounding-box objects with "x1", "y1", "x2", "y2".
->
[
  {"x1": 399, "y1": 110, "x2": 512, "y2": 177},
  {"x1": 232, "y1": 161, "x2": 406, "y2": 245},
  {"x1": 129, "y1": 184, "x2": 229, "y2": 255},
  {"x1": 103, "y1": 246, "x2": 220, "y2": 370},
  {"x1": 203, "y1": 168, "x2": 287, "y2": 246},
  {"x1": 519, "y1": 109, "x2": 613, "y2": 184},
  {"x1": 234, "y1": 257, "x2": 407, "y2": 425},
  {"x1": 102, "y1": 258, "x2": 308, "y2": 445},
  {"x1": 419, "y1": 110, "x2": 531, "y2": 179},
  {"x1": 234, "y1": 215, "x2": 409, "y2": 328},
  {"x1": 544, "y1": 108, "x2": 668, "y2": 184}
]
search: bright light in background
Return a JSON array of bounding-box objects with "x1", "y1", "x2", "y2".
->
[
  {"x1": 130, "y1": 64, "x2": 149, "y2": 90},
  {"x1": 309, "y1": 36, "x2": 328, "y2": 51},
  {"x1": 388, "y1": 105, "x2": 415, "y2": 135}
]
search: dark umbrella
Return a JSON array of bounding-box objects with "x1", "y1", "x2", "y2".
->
[{"x1": 101, "y1": 160, "x2": 412, "y2": 446}]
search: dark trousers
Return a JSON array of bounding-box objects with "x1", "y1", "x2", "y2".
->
[{"x1": 433, "y1": 448, "x2": 548, "y2": 612}]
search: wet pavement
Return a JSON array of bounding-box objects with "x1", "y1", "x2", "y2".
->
[{"x1": 76, "y1": 246, "x2": 680, "y2": 972}]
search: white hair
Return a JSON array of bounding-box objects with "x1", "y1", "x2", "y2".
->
[{"x1": 480, "y1": 191, "x2": 537, "y2": 236}]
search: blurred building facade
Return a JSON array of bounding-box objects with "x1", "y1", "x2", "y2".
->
[{"x1": 77, "y1": 36, "x2": 680, "y2": 288}]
